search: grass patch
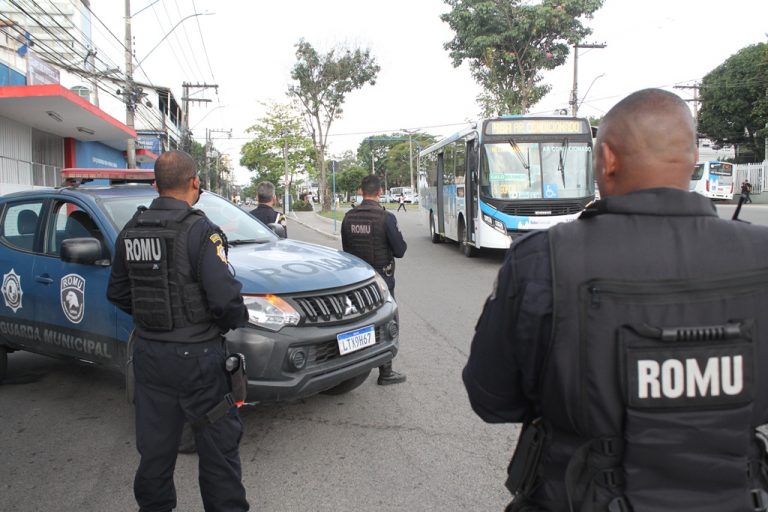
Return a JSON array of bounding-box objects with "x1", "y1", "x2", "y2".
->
[{"x1": 316, "y1": 203, "x2": 419, "y2": 221}]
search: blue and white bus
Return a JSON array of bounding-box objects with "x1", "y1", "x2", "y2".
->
[{"x1": 418, "y1": 116, "x2": 595, "y2": 256}]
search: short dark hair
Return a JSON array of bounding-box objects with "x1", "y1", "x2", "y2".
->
[
  {"x1": 154, "y1": 150, "x2": 196, "y2": 192},
  {"x1": 361, "y1": 174, "x2": 381, "y2": 197},
  {"x1": 257, "y1": 181, "x2": 276, "y2": 203}
]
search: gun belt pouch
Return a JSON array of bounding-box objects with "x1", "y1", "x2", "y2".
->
[
  {"x1": 226, "y1": 353, "x2": 248, "y2": 405},
  {"x1": 506, "y1": 418, "x2": 546, "y2": 496}
]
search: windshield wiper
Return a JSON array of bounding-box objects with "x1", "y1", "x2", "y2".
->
[
  {"x1": 508, "y1": 138, "x2": 531, "y2": 186},
  {"x1": 227, "y1": 239, "x2": 269, "y2": 246},
  {"x1": 558, "y1": 138, "x2": 570, "y2": 187}
]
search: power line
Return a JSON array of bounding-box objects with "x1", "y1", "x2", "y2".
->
[{"x1": 191, "y1": 0, "x2": 216, "y2": 84}]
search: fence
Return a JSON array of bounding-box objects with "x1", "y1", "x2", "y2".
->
[{"x1": 733, "y1": 161, "x2": 768, "y2": 194}]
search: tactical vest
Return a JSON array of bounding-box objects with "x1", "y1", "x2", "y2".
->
[
  {"x1": 342, "y1": 203, "x2": 392, "y2": 269},
  {"x1": 519, "y1": 191, "x2": 768, "y2": 512},
  {"x1": 120, "y1": 206, "x2": 212, "y2": 335}
]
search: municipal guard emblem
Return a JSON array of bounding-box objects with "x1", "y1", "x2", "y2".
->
[
  {"x1": 2, "y1": 268, "x2": 23, "y2": 313},
  {"x1": 209, "y1": 233, "x2": 227, "y2": 264},
  {"x1": 60, "y1": 273, "x2": 85, "y2": 324}
]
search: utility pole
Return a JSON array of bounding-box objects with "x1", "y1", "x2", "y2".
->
[
  {"x1": 283, "y1": 130, "x2": 289, "y2": 214},
  {"x1": 124, "y1": 0, "x2": 136, "y2": 168},
  {"x1": 181, "y1": 82, "x2": 218, "y2": 152},
  {"x1": 402, "y1": 129, "x2": 419, "y2": 192},
  {"x1": 675, "y1": 83, "x2": 701, "y2": 147},
  {"x1": 570, "y1": 42, "x2": 606, "y2": 117},
  {"x1": 206, "y1": 128, "x2": 231, "y2": 194}
]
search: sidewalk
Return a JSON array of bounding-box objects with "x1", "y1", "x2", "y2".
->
[{"x1": 289, "y1": 209, "x2": 342, "y2": 240}]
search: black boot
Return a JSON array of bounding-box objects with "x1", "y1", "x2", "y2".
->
[{"x1": 377, "y1": 362, "x2": 406, "y2": 385}]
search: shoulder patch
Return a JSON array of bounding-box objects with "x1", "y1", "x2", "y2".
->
[{"x1": 209, "y1": 233, "x2": 227, "y2": 263}]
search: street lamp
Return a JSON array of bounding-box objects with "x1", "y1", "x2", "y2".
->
[{"x1": 577, "y1": 74, "x2": 605, "y2": 114}]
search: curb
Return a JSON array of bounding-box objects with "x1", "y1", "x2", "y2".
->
[{"x1": 289, "y1": 211, "x2": 341, "y2": 240}]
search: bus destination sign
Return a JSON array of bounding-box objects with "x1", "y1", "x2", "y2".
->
[{"x1": 485, "y1": 119, "x2": 587, "y2": 136}]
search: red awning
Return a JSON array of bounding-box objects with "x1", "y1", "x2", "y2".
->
[{"x1": 0, "y1": 84, "x2": 135, "y2": 150}]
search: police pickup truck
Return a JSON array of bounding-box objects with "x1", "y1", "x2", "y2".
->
[{"x1": 0, "y1": 169, "x2": 399, "y2": 401}]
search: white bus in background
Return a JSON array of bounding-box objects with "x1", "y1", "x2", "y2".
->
[
  {"x1": 390, "y1": 186, "x2": 416, "y2": 203},
  {"x1": 418, "y1": 116, "x2": 595, "y2": 256},
  {"x1": 690, "y1": 161, "x2": 734, "y2": 200}
]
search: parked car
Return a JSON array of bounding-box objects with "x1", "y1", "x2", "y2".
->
[
  {"x1": 0, "y1": 171, "x2": 400, "y2": 402},
  {"x1": 378, "y1": 194, "x2": 391, "y2": 203}
]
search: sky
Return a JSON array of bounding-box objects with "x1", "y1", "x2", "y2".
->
[{"x1": 89, "y1": 0, "x2": 768, "y2": 185}]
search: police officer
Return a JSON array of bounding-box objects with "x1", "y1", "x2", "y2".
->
[
  {"x1": 107, "y1": 150, "x2": 250, "y2": 512},
  {"x1": 249, "y1": 181, "x2": 287, "y2": 234},
  {"x1": 464, "y1": 89, "x2": 768, "y2": 511},
  {"x1": 341, "y1": 174, "x2": 407, "y2": 385}
]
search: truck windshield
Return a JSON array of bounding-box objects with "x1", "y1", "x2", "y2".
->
[{"x1": 102, "y1": 192, "x2": 277, "y2": 243}]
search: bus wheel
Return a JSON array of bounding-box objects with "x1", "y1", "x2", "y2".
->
[
  {"x1": 0, "y1": 346, "x2": 7, "y2": 384},
  {"x1": 459, "y1": 220, "x2": 477, "y2": 257},
  {"x1": 429, "y1": 214, "x2": 441, "y2": 243}
]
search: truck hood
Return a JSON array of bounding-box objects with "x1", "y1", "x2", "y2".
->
[{"x1": 228, "y1": 239, "x2": 375, "y2": 294}]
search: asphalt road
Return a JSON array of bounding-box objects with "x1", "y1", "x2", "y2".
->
[
  {"x1": 0, "y1": 208, "x2": 515, "y2": 512},
  {"x1": 3, "y1": 201, "x2": 767, "y2": 511}
]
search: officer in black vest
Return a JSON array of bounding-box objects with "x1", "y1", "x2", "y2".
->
[
  {"x1": 464, "y1": 89, "x2": 768, "y2": 511},
  {"x1": 341, "y1": 174, "x2": 407, "y2": 385},
  {"x1": 249, "y1": 181, "x2": 286, "y2": 234},
  {"x1": 108, "y1": 150, "x2": 250, "y2": 512}
]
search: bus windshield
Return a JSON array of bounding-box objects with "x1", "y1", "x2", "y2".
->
[{"x1": 480, "y1": 141, "x2": 593, "y2": 200}]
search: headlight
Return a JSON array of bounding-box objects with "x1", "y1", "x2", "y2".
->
[
  {"x1": 243, "y1": 294, "x2": 300, "y2": 331},
  {"x1": 373, "y1": 273, "x2": 391, "y2": 302},
  {"x1": 482, "y1": 213, "x2": 507, "y2": 234}
]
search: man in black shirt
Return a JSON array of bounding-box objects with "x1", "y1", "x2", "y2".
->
[
  {"x1": 249, "y1": 181, "x2": 286, "y2": 234},
  {"x1": 341, "y1": 175, "x2": 407, "y2": 385},
  {"x1": 108, "y1": 150, "x2": 250, "y2": 512}
]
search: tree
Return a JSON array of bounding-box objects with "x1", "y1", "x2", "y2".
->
[
  {"x1": 698, "y1": 42, "x2": 768, "y2": 162},
  {"x1": 356, "y1": 133, "x2": 438, "y2": 192},
  {"x1": 441, "y1": 0, "x2": 604, "y2": 116},
  {"x1": 288, "y1": 39, "x2": 380, "y2": 212},
  {"x1": 240, "y1": 102, "x2": 315, "y2": 204}
]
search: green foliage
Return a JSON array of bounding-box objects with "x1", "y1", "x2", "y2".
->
[
  {"x1": 698, "y1": 42, "x2": 768, "y2": 162},
  {"x1": 441, "y1": 0, "x2": 604, "y2": 115},
  {"x1": 356, "y1": 132, "x2": 437, "y2": 191},
  {"x1": 239, "y1": 102, "x2": 315, "y2": 199},
  {"x1": 291, "y1": 199, "x2": 314, "y2": 212},
  {"x1": 288, "y1": 39, "x2": 380, "y2": 212}
]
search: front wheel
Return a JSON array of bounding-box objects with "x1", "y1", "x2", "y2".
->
[
  {"x1": 458, "y1": 220, "x2": 477, "y2": 258},
  {"x1": 429, "y1": 214, "x2": 441, "y2": 244},
  {"x1": 321, "y1": 369, "x2": 371, "y2": 395},
  {"x1": 0, "y1": 346, "x2": 7, "y2": 384}
]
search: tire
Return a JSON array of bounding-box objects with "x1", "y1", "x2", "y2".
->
[
  {"x1": 429, "y1": 214, "x2": 441, "y2": 244},
  {"x1": 458, "y1": 220, "x2": 477, "y2": 258},
  {"x1": 321, "y1": 369, "x2": 371, "y2": 396},
  {"x1": 0, "y1": 345, "x2": 7, "y2": 384}
]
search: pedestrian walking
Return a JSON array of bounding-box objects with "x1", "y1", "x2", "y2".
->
[
  {"x1": 108, "y1": 150, "x2": 250, "y2": 512},
  {"x1": 341, "y1": 175, "x2": 407, "y2": 385},
  {"x1": 397, "y1": 194, "x2": 407, "y2": 212},
  {"x1": 742, "y1": 180, "x2": 753, "y2": 203},
  {"x1": 464, "y1": 89, "x2": 768, "y2": 511}
]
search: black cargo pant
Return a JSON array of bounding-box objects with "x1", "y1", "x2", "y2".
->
[{"x1": 133, "y1": 336, "x2": 249, "y2": 512}]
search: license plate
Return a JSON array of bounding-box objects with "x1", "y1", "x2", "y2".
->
[{"x1": 337, "y1": 325, "x2": 376, "y2": 356}]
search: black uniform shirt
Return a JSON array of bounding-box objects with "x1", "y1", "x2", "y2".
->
[
  {"x1": 341, "y1": 199, "x2": 407, "y2": 258},
  {"x1": 463, "y1": 229, "x2": 552, "y2": 424},
  {"x1": 250, "y1": 204, "x2": 281, "y2": 226},
  {"x1": 108, "y1": 196, "x2": 248, "y2": 334}
]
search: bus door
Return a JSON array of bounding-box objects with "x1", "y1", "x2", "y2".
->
[
  {"x1": 465, "y1": 140, "x2": 477, "y2": 242},
  {"x1": 436, "y1": 152, "x2": 445, "y2": 234}
]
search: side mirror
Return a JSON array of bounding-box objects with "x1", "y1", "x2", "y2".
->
[
  {"x1": 61, "y1": 238, "x2": 108, "y2": 266},
  {"x1": 268, "y1": 223, "x2": 287, "y2": 239}
]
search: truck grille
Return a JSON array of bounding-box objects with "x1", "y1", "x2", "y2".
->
[
  {"x1": 293, "y1": 281, "x2": 384, "y2": 325},
  {"x1": 307, "y1": 326, "x2": 384, "y2": 367}
]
